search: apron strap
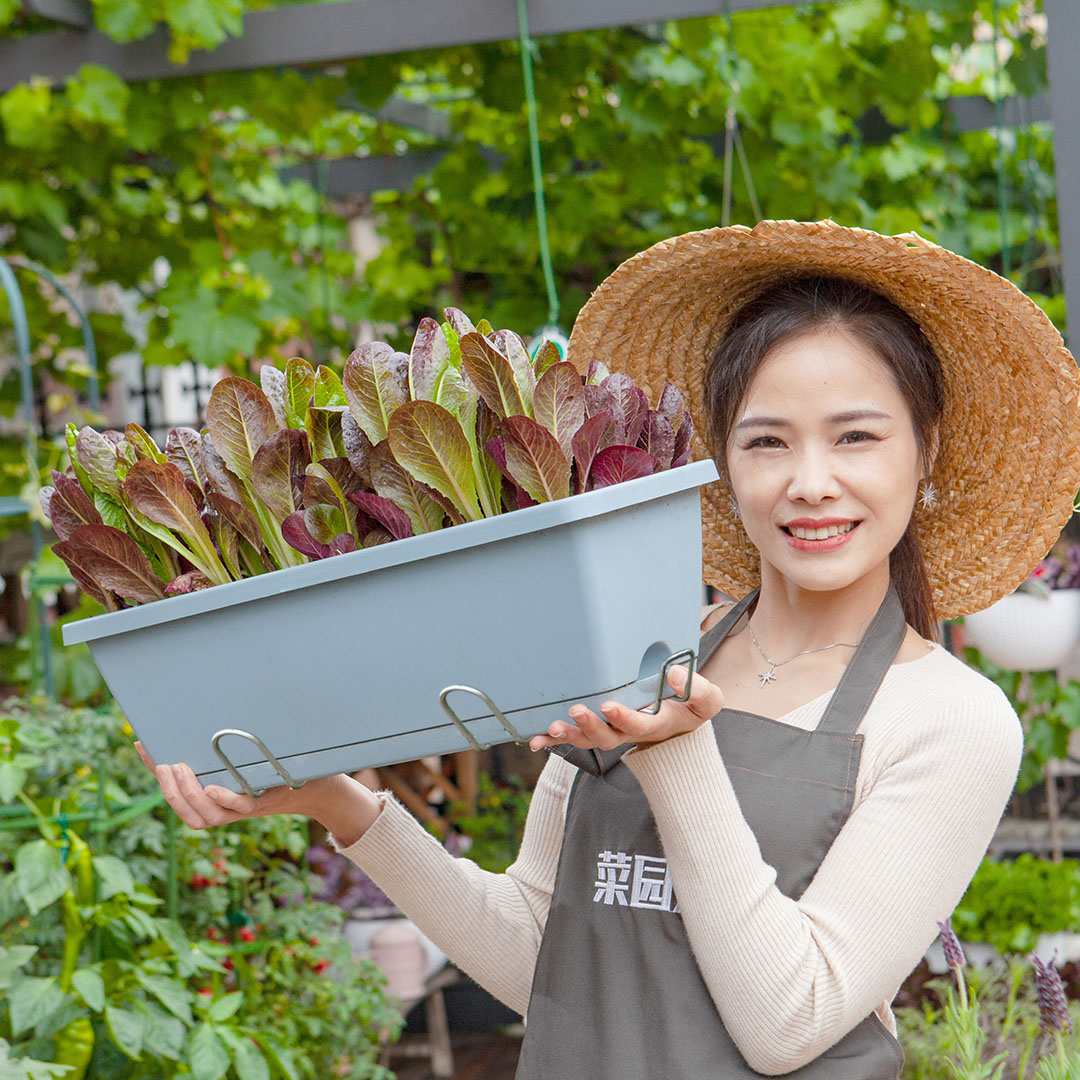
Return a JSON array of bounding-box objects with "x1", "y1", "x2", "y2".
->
[{"x1": 814, "y1": 585, "x2": 907, "y2": 735}]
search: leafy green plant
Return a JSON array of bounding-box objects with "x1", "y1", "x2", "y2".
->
[
  {"x1": 952, "y1": 855, "x2": 1080, "y2": 955},
  {"x1": 0, "y1": 698, "x2": 401, "y2": 1079},
  {"x1": 443, "y1": 772, "x2": 533, "y2": 874},
  {"x1": 963, "y1": 648, "x2": 1080, "y2": 793},
  {"x1": 43, "y1": 308, "x2": 693, "y2": 608}
]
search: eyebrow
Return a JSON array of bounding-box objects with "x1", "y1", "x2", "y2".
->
[{"x1": 735, "y1": 409, "x2": 893, "y2": 430}]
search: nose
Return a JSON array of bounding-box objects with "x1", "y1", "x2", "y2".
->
[{"x1": 786, "y1": 448, "x2": 842, "y2": 504}]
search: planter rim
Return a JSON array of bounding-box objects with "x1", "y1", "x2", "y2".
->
[{"x1": 63, "y1": 458, "x2": 719, "y2": 646}]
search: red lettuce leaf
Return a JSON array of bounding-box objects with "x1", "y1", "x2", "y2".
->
[
  {"x1": 341, "y1": 411, "x2": 373, "y2": 484},
  {"x1": 443, "y1": 307, "x2": 476, "y2": 339},
  {"x1": 200, "y1": 434, "x2": 248, "y2": 506},
  {"x1": 590, "y1": 446, "x2": 658, "y2": 489},
  {"x1": 74, "y1": 426, "x2": 121, "y2": 497},
  {"x1": 533, "y1": 361, "x2": 585, "y2": 461},
  {"x1": 343, "y1": 341, "x2": 409, "y2": 444},
  {"x1": 657, "y1": 381, "x2": 685, "y2": 432},
  {"x1": 281, "y1": 512, "x2": 331, "y2": 559},
  {"x1": 166, "y1": 428, "x2": 208, "y2": 498},
  {"x1": 48, "y1": 471, "x2": 103, "y2": 541},
  {"x1": 639, "y1": 410, "x2": 676, "y2": 470},
  {"x1": 329, "y1": 533, "x2": 357, "y2": 556},
  {"x1": 409, "y1": 317, "x2": 452, "y2": 402},
  {"x1": 50, "y1": 540, "x2": 114, "y2": 608},
  {"x1": 124, "y1": 461, "x2": 212, "y2": 541},
  {"x1": 369, "y1": 442, "x2": 446, "y2": 535},
  {"x1": 570, "y1": 412, "x2": 610, "y2": 494},
  {"x1": 672, "y1": 410, "x2": 694, "y2": 468},
  {"x1": 61, "y1": 524, "x2": 166, "y2": 604},
  {"x1": 207, "y1": 492, "x2": 263, "y2": 551},
  {"x1": 459, "y1": 332, "x2": 528, "y2": 421},
  {"x1": 260, "y1": 363, "x2": 288, "y2": 428},
  {"x1": 347, "y1": 491, "x2": 414, "y2": 541},
  {"x1": 583, "y1": 385, "x2": 625, "y2": 447},
  {"x1": 251, "y1": 428, "x2": 311, "y2": 523},
  {"x1": 165, "y1": 571, "x2": 214, "y2": 596},
  {"x1": 501, "y1": 415, "x2": 571, "y2": 503}
]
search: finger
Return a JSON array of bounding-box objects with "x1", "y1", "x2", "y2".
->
[
  {"x1": 134, "y1": 741, "x2": 155, "y2": 772},
  {"x1": 204, "y1": 784, "x2": 260, "y2": 816},
  {"x1": 155, "y1": 762, "x2": 211, "y2": 830},
  {"x1": 667, "y1": 665, "x2": 725, "y2": 718},
  {"x1": 172, "y1": 763, "x2": 242, "y2": 827},
  {"x1": 567, "y1": 705, "x2": 624, "y2": 751}
]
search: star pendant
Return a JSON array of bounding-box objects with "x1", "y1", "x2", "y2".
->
[{"x1": 758, "y1": 668, "x2": 777, "y2": 688}]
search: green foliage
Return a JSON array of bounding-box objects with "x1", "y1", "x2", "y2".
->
[
  {"x1": 444, "y1": 773, "x2": 532, "y2": 874},
  {"x1": 0, "y1": 699, "x2": 401, "y2": 1079},
  {"x1": 952, "y1": 854, "x2": 1080, "y2": 955},
  {"x1": 964, "y1": 648, "x2": 1080, "y2": 792}
]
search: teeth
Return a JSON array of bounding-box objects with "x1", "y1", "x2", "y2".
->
[{"x1": 788, "y1": 522, "x2": 856, "y2": 540}]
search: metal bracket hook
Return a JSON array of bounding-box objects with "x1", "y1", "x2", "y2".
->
[
  {"x1": 211, "y1": 728, "x2": 306, "y2": 798},
  {"x1": 439, "y1": 685, "x2": 529, "y2": 752},
  {"x1": 638, "y1": 648, "x2": 697, "y2": 715}
]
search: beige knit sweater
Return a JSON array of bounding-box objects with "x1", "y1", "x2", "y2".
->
[{"x1": 335, "y1": 641, "x2": 1022, "y2": 1075}]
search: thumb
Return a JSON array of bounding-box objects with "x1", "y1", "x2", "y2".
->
[{"x1": 668, "y1": 665, "x2": 725, "y2": 718}]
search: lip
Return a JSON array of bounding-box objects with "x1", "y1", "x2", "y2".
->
[
  {"x1": 782, "y1": 520, "x2": 861, "y2": 552},
  {"x1": 783, "y1": 517, "x2": 857, "y2": 528}
]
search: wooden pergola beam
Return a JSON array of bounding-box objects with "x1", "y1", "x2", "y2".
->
[{"x1": 0, "y1": 0, "x2": 795, "y2": 92}]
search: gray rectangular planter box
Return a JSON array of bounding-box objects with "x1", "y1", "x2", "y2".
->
[{"x1": 64, "y1": 459, "x2": 720, "y2": 795}]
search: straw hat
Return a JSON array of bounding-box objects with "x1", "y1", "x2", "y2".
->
[{"x1": 566, "y1": 219, "x2": 1080, "y2": 619}]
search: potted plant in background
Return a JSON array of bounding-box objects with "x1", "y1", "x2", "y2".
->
[
  {"x1": 963, "y1": 539, "x2": 1080, "y2": 672},
  {"x1": 42, "y1": 308, "x2": 719, "y2": 797}
]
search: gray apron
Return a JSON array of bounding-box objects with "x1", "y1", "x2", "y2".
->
[{"x1": 516, "y1": 586, "x2": 907, "y2": 1079}]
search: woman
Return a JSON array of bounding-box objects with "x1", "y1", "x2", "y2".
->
[{"x1": 141, "y1": 221, "x2": 1080, "y2": 1077}]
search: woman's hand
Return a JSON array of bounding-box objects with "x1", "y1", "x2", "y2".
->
[
  {"x1": 528, "y1": 664, "x2": 725, "y2": 752},
  {"x1": 135, "y1": 742, "x2": 382, "y2": 845}
]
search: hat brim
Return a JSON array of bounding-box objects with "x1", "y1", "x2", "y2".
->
[{"x1": 566, "y1": 219, "x2": 1080, "y2": 619}]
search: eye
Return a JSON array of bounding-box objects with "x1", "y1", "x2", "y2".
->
[
  {"x1": 838, "y1": 430, "x2": 879, "y2": 445},
  {"x1": 745, "y1": 435, "x2": 785, "y2": 449}
]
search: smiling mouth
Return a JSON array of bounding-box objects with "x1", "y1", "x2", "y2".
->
[{"x1": 782, "y1": 522, "x2": 859, "y2": 540}]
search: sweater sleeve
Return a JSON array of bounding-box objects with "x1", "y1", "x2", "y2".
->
[
  {"x1": 623, "y1": 690, "x2": 1022, "y2": 1075},
  {"x1": 330, "y1": 751, "x2": 577, "y2": 1016}
]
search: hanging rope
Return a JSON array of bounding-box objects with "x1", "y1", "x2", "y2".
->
[
  {"x1": 720, "y1": 1, "x2": 761, "y2": 225},
  {"x1": 991, "y1": 0, "x2": 1011, "y2": 277},
  {"x1": 516, "y1": 0, "x2": 560, "y2": 329}
]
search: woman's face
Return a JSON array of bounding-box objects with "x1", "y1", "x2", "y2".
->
[{"x1": 725, "y1": 326, "x2": 926, "y2": 597}]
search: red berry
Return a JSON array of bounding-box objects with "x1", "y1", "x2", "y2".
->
[
  {"x1": 239, "y1": 926, "x2": 256, "y2": 943},
  {"x1": 206, "y1": 927, "x2": 222, "y2": 941},
  {"x1": 213, "y1": 859, "x2": 226, "y2": 872},
  {"x1": 189, "y1": 873, "x2": 210, "y2": 889},
  {"x1": 222, "y1": 958, "x2": 235, "y2": 971},
  {"x1": 308, "y1": 936, "x2": 320, "y2": 947},
  {"x1": 197, "y1": 987, "x2": 214, "y2": 996},
  {"x1": 313, "y1": 959, "x2": 330, "y2": 974}
]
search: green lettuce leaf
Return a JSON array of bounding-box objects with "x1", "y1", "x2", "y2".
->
[
  {"x1": 205, "y1": 377, "x2": 279, "y2": 483},
  {"x1": 284, "y1": 357, "x2": 316, "y2": 429},
  {"x1": 387, "y1": 400, "x2": 481, "y2": 522},
  {"x1": 459, "y1": 332, "x2": 528, "y2": 421}
]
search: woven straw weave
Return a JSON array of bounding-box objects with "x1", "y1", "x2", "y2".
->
[{"x1": 565, "y1": 219, "x2": 1080, "y2": 619}]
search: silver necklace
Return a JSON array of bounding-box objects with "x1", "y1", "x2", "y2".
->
[{"x1": 745, "y1": 621, "x2": 858, "y2": 688}]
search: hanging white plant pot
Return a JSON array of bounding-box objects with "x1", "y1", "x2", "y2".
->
[
  {"x1": 963, "y1": 588, "x2": 1080, "y2": 672},
  {"x1": 64, "y1": 459, "x2": 719, "y2": 796}
]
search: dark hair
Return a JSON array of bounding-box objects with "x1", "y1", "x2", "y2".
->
[{"x1": 703, "y1": 276, "x2": 946, "y2": 639}]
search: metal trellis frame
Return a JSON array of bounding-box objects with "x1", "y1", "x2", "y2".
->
[{"x1": 0, "y1": 255, "x2": 101, "y2": 696}]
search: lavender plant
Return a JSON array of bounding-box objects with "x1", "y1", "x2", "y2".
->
[{"x1": 1032, "y1": 953, "x2": 1079, "y2": 1080}]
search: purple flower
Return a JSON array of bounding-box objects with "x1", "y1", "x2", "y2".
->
[
  {"x1": 937, "y1": 919, "x2": 966, "y2": 971},
  {"x1": 1032, "y1": 952, "x2": 1073, "y2": 1035}
]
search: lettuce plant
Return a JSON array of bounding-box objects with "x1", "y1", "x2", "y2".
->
[{"x1": 43, "y1": 309, "x2": 693, "y2": 609}]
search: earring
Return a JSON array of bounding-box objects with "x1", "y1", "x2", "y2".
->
[
  {"x1": 728, "y1": 494, "x2": 740, "y2": 519},
  {"x1": 918, "y1": 480, "x2": 939, "y2": 511}
]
